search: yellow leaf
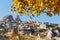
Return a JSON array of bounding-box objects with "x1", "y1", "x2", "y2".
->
[{"x1": 47, "y1": 12, "x2": 52, "y2": 17}]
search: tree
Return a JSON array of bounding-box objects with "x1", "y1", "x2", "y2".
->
[{"x1": 11, "y1": 0, "x2": 60, "y2": 17}]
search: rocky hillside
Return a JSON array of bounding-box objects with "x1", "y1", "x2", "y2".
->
[{"x1": 0, "y1": 15, "x2": 60, "y2": 40}]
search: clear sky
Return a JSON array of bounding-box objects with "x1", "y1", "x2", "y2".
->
[{"x1": 0, "y1": 0, "x2": 60, "y2": 24}]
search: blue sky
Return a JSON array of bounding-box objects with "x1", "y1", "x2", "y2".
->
[{"x1": 0, "y1": 0, "x2": 60, "y2": 24}]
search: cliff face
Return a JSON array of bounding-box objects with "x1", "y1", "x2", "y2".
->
[
  {"x1": 0, "y1": 15, "x2": 60, "y2": 40},
  {"x1": 0, "y1": 15, "x2": 59, "y2": 33}
]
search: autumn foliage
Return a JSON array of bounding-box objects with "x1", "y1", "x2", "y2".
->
[{"x1": 11, "y1": 0, "x2": 60, "y2": 17}]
